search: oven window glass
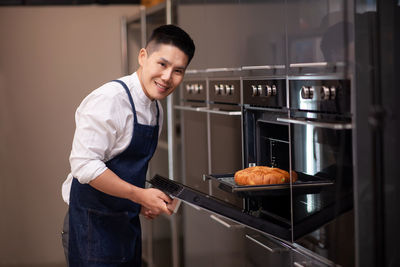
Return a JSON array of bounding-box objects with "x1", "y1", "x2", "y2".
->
[{"x1": 290, "y1": 124, "x2": 353, "y2": 241}]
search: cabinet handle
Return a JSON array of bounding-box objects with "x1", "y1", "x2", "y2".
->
[
  {"x1": 245, "y1": 234, "x2": 289, "y2": 253},
  {"x1": 210, "y1": 214, "x2": 243, "y2": 229},
  {"x1": 293, "y1": 262, "x2": 308, "y2": 267}
]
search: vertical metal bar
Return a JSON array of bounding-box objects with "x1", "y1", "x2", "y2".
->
[
  {"x1": 166, "y1": 0, "x2": 172, "y2": 25},
  {"x1": 120, "y1": 16, "x2": 128, "y2": 75},
  {"x1": 165, "y1": 2, "x2": 180, "y2": 267},
  {"x1": 140, "y1": 6, "x2": 147, "y2": 48}
]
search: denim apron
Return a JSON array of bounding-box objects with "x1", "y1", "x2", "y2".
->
[{"x1": 68, "y1": 80, "x2": 159, "y2": 267}]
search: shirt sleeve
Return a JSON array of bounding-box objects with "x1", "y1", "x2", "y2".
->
[{"x1": 69, "y1": 89, "x2": 124, "y2": 184}]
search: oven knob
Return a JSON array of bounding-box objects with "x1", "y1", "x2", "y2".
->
[
  {"x1": 251, "y1": 85, "x2": 259, "y2": 96},
  {"x1": 220, "y1": 84, "x2": 226, "y2": 95},
  {"x1": 330, "y1": 86, "x2": 336, "y2": 100},
  {"x1": 225, "y1": 84, "x2": 234, "y2": 95},
  {"x1": 265, "y1": 85, "x2": 272, "y2": 97},
  {"x1": 230, "y1": 85, "x2": 235, "y2": 95},
  {"x1": 214, "y1": 84, "x2": 221, "y2": 95},
  {"x1": 194, "y1": 84, "x2": 203, "y2": 94},
  {"x1": 186, "y1": 84, "x2": 193, "y2": 94},
  {"x1": 321, "y1": 86, "x2": 330, "y2": 100},
  {"x1": 257, "y1": 85, "x2": 263, "y2": 96},
  {"x1": 301, "y1": 86, "x2": 309, "y2": 99},
  {"x1": 301, "y1": 86, "x2": 314, "y2": 99},
  {"x1": 271, "y1": 84, "x2": 277, "y2": 96},
  {"x1": 309, "y1": 86, "x2": 315, "y2": 99}
]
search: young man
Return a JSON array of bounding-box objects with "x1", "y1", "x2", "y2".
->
[{"x1": 61, "y1": 24, "x2": 195, "y2": 266}]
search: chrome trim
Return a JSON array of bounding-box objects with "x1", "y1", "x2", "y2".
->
[
  {"x1": 242, "y1": 65, "x2": 286, "y2": 70},
  {"x1": 174, "y1": 105, "x2": 208, "y2": 112},
  {"x1": 206, "y1": 67, "x2": 242, "y2": 73},
  {"x1": 289, "y1": 62, "x2": 346, "y2": 68},
  {"x1": 174, "y1": 105, "x2": 241, "y2": 116},
  {"x1": 206, "y1": 109, "x2": 242, "y2": 116},
  {"x1": 185, "y1": 69, "x2": 208, "y2": 74},
  {"x1": 277, "y1": 117, "x2": 352, "y2": 130}
]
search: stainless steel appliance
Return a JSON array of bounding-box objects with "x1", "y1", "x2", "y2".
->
[
  {"x1": 170, "y1": 0, "x2": 400, "y2": 266},
  {"x1": 176, "y1": 75, "x2": 246, "y2": 267}
]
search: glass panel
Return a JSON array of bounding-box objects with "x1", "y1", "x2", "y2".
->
[
  {"x1": 177, "y1": 0, "x2": 286, "y2": 69},
  {"x1": 290, "y1": 123, "x2": 354, "y2": 258},
  {"x1": 287, "y1": 0, "x2": 353, "y2": 74}
]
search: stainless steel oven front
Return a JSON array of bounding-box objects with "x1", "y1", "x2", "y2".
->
[{"x1": 278, "y1": 76, "x2": 354, "y2": 265}]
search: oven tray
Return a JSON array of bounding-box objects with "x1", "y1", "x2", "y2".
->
[{"x1": 205, "y1": 172, "x2": 334, "y2": 195}]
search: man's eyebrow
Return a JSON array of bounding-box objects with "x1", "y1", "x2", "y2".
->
[{"x1": 159, "y1": 57, "x2": 186, "y2": 70}]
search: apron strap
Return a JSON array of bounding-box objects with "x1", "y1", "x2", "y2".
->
[
  {"x1": 112, "y1": 79, "x2": 160, "y2": 127},
  {"x1": 112, "y1": 79, "x2": 138, "y2": 123}
]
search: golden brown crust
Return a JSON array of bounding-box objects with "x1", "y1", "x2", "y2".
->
[{"x1": 234, "y1": 166, "x2": 297, "y2": 186}]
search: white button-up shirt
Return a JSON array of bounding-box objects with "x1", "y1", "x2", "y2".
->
[{"x1": 62, "y1": 72, "x2": 163, "y2": 204}]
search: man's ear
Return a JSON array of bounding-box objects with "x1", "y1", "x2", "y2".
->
[{"x1": 138, "y1": 48, "x2": 147, "y2": 66}]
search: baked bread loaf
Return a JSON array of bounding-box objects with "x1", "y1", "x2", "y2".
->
[{"x1": 234, "y1": 166, "x2": 298, "y2": 186}]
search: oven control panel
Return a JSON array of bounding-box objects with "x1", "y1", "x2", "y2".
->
[
  {"x1": 290, "y1": 79, "x2": 350, "y2": 114},
  {"x1": 209, "y1": 79, "x2": 240, "y2": 104},
  {"x1": 182, "y1": 80, "x2": 207, "y2": 102},
  {"x1": 243, "y1": 79, "x2": 286, "y2": 108}
]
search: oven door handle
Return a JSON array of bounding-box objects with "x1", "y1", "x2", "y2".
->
[
  {"x1": 175, "y1": 105, "x2": 242, "y2": 116},
  {"x1": 276, "y1": 117, "x2": 352, "y2": 130},
  {"x1": 204, "y1": 108, "x2": 242, "y2": 116},
  {"x1": 174, "y1": 105, "x2": 208, "y2": 112}
]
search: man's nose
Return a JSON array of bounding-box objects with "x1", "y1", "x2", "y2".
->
[{"x1": 161, "y1": 69, "x2": 173, "y2": 81}]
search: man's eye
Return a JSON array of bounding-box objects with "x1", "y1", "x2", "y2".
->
[
  {"x1": 159, "y1": 62, "x2": 166, "y2": 67},
  {"x1": 175, "y1": 69, "x2": 184, "y2": 74}
]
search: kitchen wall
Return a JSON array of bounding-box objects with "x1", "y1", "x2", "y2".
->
[{"x1": 0, "y1": 5, "x2": 140, "y2": 266}]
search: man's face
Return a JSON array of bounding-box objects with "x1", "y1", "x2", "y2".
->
[{"x1": 138, "y1": 44, "x2": 188, "y2": 101}]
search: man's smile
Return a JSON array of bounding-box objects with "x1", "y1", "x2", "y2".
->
[{"x1": 155, "y1": 81, "x2": 169, "y2": 91}]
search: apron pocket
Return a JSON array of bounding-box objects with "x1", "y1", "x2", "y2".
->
[{"x1": 87, "y1": 209, "x2": 137, "y2": 263}]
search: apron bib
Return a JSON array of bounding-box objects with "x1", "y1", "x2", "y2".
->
[{"x1": 68, "y1": 80, "x2": 159, "y2": 266}]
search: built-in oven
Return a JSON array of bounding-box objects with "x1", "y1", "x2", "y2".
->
[
  {"x1": 176, "y1": 76, "x2": 247, "y2": 267},
  {"x1": 278, "y1": 77, "x2": 354, "y2": 265},
  {"x1": 177, "y1": 78, "x2": 209, "y2": 194},
  {"x1": 205, "y1": 76, "x2": 354, "y2": 265},
  {"x1": 207, "y1": 78, "x2": 243, "y2": 208}
]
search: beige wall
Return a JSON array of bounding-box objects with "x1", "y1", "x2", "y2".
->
[{"x1": 0, "y1": 5, "x2": 140, "y2": 266}]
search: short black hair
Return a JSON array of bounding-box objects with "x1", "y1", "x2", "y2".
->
[{"x1": 146, "y1": 24, "x2": 195, "y2": 65}]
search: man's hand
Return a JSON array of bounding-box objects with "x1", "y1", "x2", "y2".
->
[
  {"x1": 88, "y1": 169, "x2": 173, "y2": 217},
  {"x1": 134, "y1": 188, "x2": 173, "y2": 217},
  {"x1": 141, "y1": 206, "x2": 156, "y2": 220}
]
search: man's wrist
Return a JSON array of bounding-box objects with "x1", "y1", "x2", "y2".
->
[{"x1": 128, "y1": 185, "x2": 143, "y2": 204}]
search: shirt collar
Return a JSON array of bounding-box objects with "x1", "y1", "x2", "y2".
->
[{"x1": 131, "y1": 72, "x2": 153, "y2": 106}]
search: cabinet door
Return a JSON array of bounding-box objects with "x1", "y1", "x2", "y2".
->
[
  {"x1": 292, "y1": 251, "x2": 332, "y2": 267},
  {"x1": 182, "y1": 110, "x2": 209, "y2": 194},
  {"x1": 244, "y1": 229, "x2": 292, "y2": 267},
  {"x1": 183, "y1": 205, "x2": 246, "y2": 267},
  {"x1": 209, "y1": 113, "x2": 243, "y2": 208},
  {"x1": 286, "y1": 0, "x2": 354, "y2": 74},
  {"x1": 177, "y1": 0, "x2": 286, "y2": 69}
]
